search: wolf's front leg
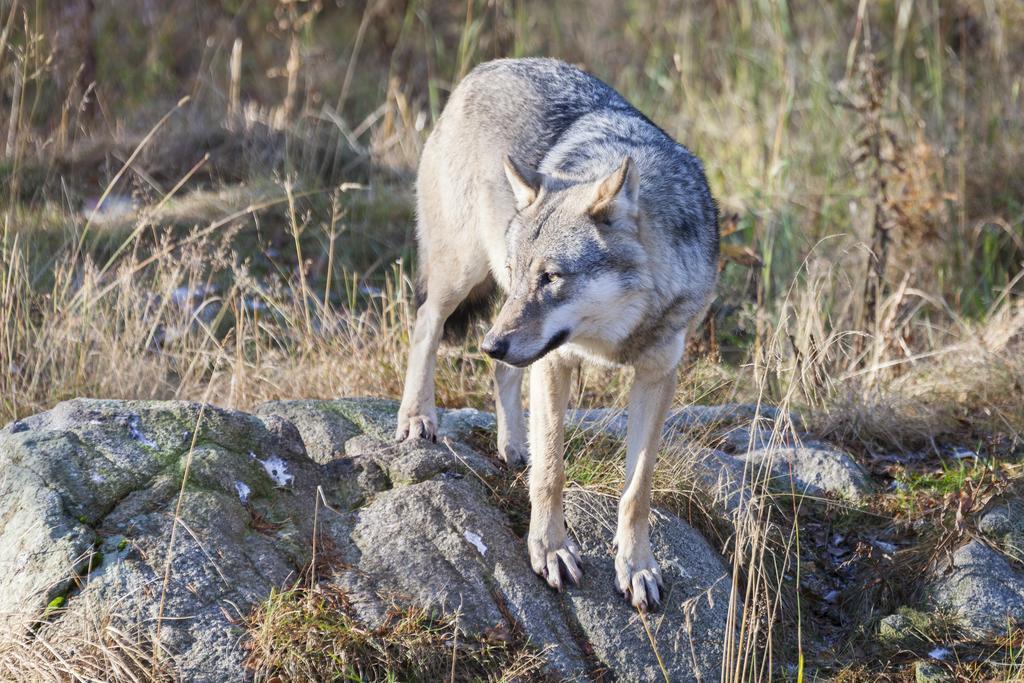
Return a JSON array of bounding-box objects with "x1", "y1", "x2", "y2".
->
[
  {"x1": 395, "y1": 301, "x2": 447, "y2": 442},
  {"x1": 527, "y1": 355, "x2": 581, "y2": 590},
  {"x1": 615, "y1": 367, "x2": 677, "y2": 611}
]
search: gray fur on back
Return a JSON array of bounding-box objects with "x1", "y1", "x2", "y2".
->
[{"x1": 456, "y1": 58, "x2": 718, "y2": 261}]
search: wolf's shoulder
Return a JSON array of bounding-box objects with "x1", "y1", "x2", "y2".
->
[
  {"x1": 462, "y1": 58, "x2": 620, "y2": 103},
  {"x1": 466, "y1": 57, "x2": 596, "y2": 83}
]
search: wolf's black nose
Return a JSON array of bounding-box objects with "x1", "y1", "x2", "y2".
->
[{"x1": 481, "y1": 335, "x2": 509, "y2": 361}]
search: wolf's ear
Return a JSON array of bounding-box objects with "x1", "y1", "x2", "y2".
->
[
  {"x1": 589, "y1": 156, "x2": 639, "y2": 225},
  {"x1": 504, "y1": 156, "x2": 542, "y2": 210}
]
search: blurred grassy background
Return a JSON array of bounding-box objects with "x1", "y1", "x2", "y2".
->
[{"x1": 1, "y1": 0, "x2": 1022, "y2": 448}]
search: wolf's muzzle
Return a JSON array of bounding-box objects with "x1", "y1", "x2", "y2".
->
[{"x1": 481, "y1": 334, "x2": 510, "y2": 361}]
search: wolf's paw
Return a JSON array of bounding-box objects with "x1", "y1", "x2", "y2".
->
[
  {"x1": 615, "y1": 544, "x2": 663, "y2": 612},
  {"x1": 498, "y1": 440, "x2": 528, "y2": 469},
  {"x1": 528, "y1": 531, "x2": 582, "y2": 591},
  {"x1": 394, "y1": 414, "x2": 437, "y2": 443}
]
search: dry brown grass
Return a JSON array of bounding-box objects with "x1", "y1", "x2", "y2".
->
[
  {"x1": 244, "y1": 583, "x2": 549, "y2": 682},
  {"x1": 0, "y1": 608, "x2": 173, "y2": 683}
]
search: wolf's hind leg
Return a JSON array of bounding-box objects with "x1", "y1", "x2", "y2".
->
[
  {"x1": 494, "y1": 363, "x2": 527, "y2": 468},
  {"x1": 614, "y1": 367, "x2": 677, "y2": 612}
]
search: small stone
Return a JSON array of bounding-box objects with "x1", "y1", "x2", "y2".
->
[
  {"x1": 372, "y1": 437, "x2": 499, "y2": 486},
  {"x1": 927, "y1": 539, "x2": 1024, "y2": 639},
  {"x1": 915, "y1": 660, "x2": 951, "y2": 683},
  {"x1": 878, "y1": 610, "x2": 925, "y2": 646}
]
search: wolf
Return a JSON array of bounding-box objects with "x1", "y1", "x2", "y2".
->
[{"x1": 395, "y1": 58, "x2": 718, "y2": 611}]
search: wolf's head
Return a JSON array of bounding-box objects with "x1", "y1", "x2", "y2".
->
[{"x1": 481, "y1": 156, "x2": 650, "y2": 367}]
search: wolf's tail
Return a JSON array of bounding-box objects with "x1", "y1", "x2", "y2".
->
[{"x1": 414, "y1": 274, "x2": 497, "y2": 344}]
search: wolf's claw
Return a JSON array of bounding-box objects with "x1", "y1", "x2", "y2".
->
[
  {"x1": 530, "y1": 534, "x2": 582, "y2": 591},
  {"x1": 498, "y1": 441, "x2": 528, "y2": 469},
  {"x1": 615, "y1": 546, "x2": 663, "y2": 612},
  {"x1": 394, "y1": 414, "x2": 437, "y2": 443},
  {"x1": 621, "y1": 569, "x2": 662, "y2": 612}
]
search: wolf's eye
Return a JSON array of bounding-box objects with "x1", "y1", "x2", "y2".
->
[{"x1": 539, "y1": 272, "x2": 560, "y2": 287}]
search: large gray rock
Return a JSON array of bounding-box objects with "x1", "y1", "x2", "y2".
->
[
  {"x1": 927, "y1": 539, "x2": 1024, "y2": 639},
  {"x1": 979, "y1": 499, "x2": 1024, "y2": 563},
  {"x1": 737, "y1": 446, "x2": 872, "y2": 502},
  {"x1": 714, "y1": 424, "x2": 798, "y2": 454},
  {"x1": 690, "y1": 448, "x2": 754, "y2": 515},
  {"x1": 255, "y1": 399, "x2": 360, "y2": 463},
  {"x1": 437, "y1": 407, "x2": 497, "y2": 441},
  {"x1": 254, "y1": 399, "x2": 498, "y2": 460},
  {"x1": 569, "y1": 402, "x2": 793, "y2": 440},
  {"x1": 326, "y1": 479, "x2": 732, "y2": 681},
  {"x1": 319, "y1": 397, "x2": 401, "y2": 440},
  {"x1": 0, "y1": 399, "x2": 329, "y2": 681},
  {"x1": 568, "y1": 405, "x2": 813, "y2": 519},
  {"x1": 0, "y1": 397, "x2": 734, "y2": 681},
  {"x1": 344, "y1": 432, "x2": 500, "y2": 487},
  {"x1": 563, "y1": 489, "x2": 731, "y2": 682},
  {"x1": 328, "y1": 477, "x2": 588, "y2": 678}
]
